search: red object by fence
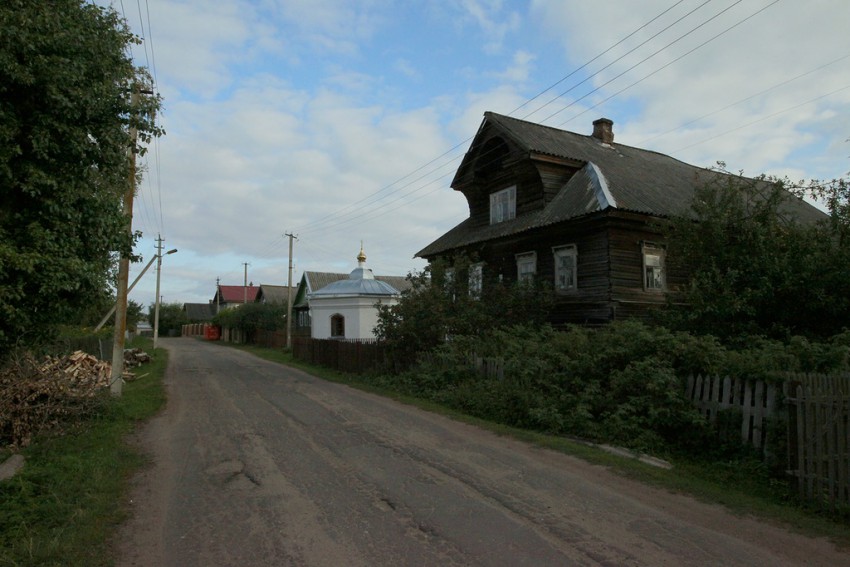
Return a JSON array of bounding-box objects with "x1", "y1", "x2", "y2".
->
[{"x1": 204, "y1": 324, "x2": 221, "y2": 341}]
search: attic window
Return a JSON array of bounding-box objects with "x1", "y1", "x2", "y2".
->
[
  {"x1": 475, "y1": 137, "x2": 509, "y2": 176},
  {"x1": 490, "y1": 185, "x2": 516, "y2": 224}
]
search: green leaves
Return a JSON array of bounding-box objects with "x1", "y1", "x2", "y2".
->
[
  {"x1": 0, "y1": 1, "x2": 162, "y2": 359},
  {"x1": 664, "y1": 166, "x2": 849, "y2": 340}
]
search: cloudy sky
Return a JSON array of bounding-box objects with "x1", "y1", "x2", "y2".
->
[{"x1": 107, "y1": 0, "x2": 850, "y2": 310}]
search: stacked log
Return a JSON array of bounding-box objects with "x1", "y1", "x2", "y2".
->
[{"x1": 1, "y1": 349, "x2": 151, "y2": 448}]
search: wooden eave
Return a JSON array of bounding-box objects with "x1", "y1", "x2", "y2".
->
[{"x1": 528, "y1": 151, "x2": 584, "y2": 169}]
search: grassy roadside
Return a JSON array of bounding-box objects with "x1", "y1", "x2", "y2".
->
[
  {"x1": 227, "y1": 342, "x2": 850, "y2": 547},
  {"x1": 0, "y1": 337, "x2": 167, "y2": 567}
]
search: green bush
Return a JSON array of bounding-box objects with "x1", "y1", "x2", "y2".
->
[{"x1": 366, "y1": 321, "x2": 850, "y2": 457}]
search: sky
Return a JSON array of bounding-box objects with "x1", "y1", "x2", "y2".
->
[{"x1": 105, "y1": 0, "x2": 850, "y2": 311}]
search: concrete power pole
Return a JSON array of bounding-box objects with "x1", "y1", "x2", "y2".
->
[{"x1": 285, "y1": 233, "x2": 297, "y2": 349}]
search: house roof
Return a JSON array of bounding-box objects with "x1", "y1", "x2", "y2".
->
[
  {"x1": 294, "y1": 271, "x2": 413, "y2": 308},
  {"x1": 182, "y1": 303, "x2": 214, "y2": 321},
  {"x1": 217, "y1": 285, "x2": 259, "y2": 303},
  {"x1": 256, "y1": 284, "x2": 295, "y2": 304},
  {"x1": 310, "y1": 253, "x2": 401, "y2": 298},
  {"x1": 417, "y1": 112, "x2": 827, "y2": 258}
]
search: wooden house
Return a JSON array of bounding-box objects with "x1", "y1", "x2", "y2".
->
[
  {"x1": 255, "y1": 284, "x2": 295, "y2": 305},
  {"x1": 182, "y1": 302, "x2": 214, "y2": 322},
  {"x1": 416, "y1": 112, "x2": 826, "y2": 326},
  {"x1": 212, "y1": 284, "x2": 259, "y2": 312}
]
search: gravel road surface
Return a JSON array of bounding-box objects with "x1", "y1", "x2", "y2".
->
[{"x1": 115, "y1": 338, "x2": 847, "y2": 566}]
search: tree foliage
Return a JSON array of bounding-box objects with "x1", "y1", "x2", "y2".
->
[
  {"x1": 212, "y1": 303, "x2": 287, "y2": 342},
  {"x1": 662, "y1": 165, "x2": 850, "y2": 340},
  {"x1": 0, "y1": 1, "x2": 163, "y2": 359},
  {"x1": 148, "y1": 302, "x2": 187, "y2": 337},
  {"x1": 374, "y1": 256, "x2": 553, "y2": 366}
]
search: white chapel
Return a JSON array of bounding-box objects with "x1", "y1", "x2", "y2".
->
[{"x1": 308, "y1": 247, "x2": 401, "y2": 340}]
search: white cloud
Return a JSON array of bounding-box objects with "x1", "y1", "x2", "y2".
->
[{"x1": 117, "y1": 0, "x2": 849, "y2": 309}]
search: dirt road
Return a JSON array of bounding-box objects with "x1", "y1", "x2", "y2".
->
[{"x1": 116, "y1": 338, "x2": 846, "y2": 566}]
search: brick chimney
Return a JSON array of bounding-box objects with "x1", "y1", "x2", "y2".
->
[{"x1": 592, "y1": 118, "x2": 614, "y2": 145}]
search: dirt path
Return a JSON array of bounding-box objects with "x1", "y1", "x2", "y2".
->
[{"x1": 115, "y1": 338, "x2": 847, "y2": 566}]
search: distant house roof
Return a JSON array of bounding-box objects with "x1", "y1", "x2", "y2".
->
[
  {"x1": 183, "y1": 303, "x2": 214, "y2": 321},
  {"x1": 215, "y1": 285, "x2": 259, "y2": 304},
  {"x1": 417, "y1": 112, "x2": 827, "y2": 258},
  {"x1": 256, "y1": 284, "x2": 295, "y2": 304}
]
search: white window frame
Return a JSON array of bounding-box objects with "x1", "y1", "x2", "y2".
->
[
  {"x1": 489, "y1": 185, "x2": 516, "y2": 225},
  {"x1": 468, "y1": 262, "x2": 483, "y2": 299},
  {"x1": 552, "y1": 245, "x2": 577, "y2": 292},
  {"x1": 642, "y1": 242, "x2": 666, "y2": 291},
  {"x1": 515, "y1": 252, "x2": 536, "y2": 284}
]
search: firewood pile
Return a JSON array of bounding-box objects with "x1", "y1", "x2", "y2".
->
[{"x1": 0, "y1": 349, "x2": 151, "y2": 448}]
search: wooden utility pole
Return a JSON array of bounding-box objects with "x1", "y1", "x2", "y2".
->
[
  {"x1": 153, "y1": 235, "x2": 164, "y2": 349},
  {"x1": 285, "y1": 233, "x2": 296, "y2": 349},
  {"x1": 110, "y1": 87, "x2": 142, "y2": 397}
]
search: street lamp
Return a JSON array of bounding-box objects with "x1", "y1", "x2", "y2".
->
[{"x1": 153, "y1": 248, "x2": 178, "y2": 349}]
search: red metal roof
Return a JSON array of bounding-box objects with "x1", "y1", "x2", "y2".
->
[{"x1": 218, "y1": 285, "x2": 259, "y2": 303}]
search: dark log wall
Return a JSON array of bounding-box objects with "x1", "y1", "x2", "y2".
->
[
  {"x1": 433, "y1": 211, "x2": 688, "y2": 326},
  {"x1": 440, "y1": 125, "x2": 689, "y2": 327}
]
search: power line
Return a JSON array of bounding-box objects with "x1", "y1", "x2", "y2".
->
[
  {"x1": 673, "y1": 84, "x2": 850, "y2": 154},
  {"x1": 635, "y1": 52, "x2": 850, "y2": 148},
  {"x1": 295, "y1": 1, "x2": 763, "y2": 236},
  {"x1": 293, "y1": 0, "x2": 702, "y2": 235},
  {"x1": 521, "y1": 0, "x2": 717, "y2": 122},
  {"x1": 553, "y1": 0, "x2": 781, "y2": 129}
]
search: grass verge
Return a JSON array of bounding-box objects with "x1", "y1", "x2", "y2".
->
[
  {"x1": 226, "y1": 341, "x2": 850, "y2": 547},
  {"x1": 0, "y1": 337, "x2": 167, "y2": 567}
]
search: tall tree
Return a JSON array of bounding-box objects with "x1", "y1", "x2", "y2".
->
[
  {"x1": 0, "y1": 1, "x2": 162, "y2": 358},
  {"x1": 663, "y1": 165, "x2": 849, "y2": 340}
]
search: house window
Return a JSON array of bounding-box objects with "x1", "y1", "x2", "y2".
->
[
  {"x1": 489, "y1": 186, "x2": 516, "y2": 224},
  {"x1": 297, "y1": 311, "x2": 309, "y2": 327},
  {"x1": 516, "y1": 252, "x2": 536, "y2": 284},
  {"x1": 444, "y1": 267, "x2": 456, "y2": 301},
  {"x1": 330, "y1": 314, "x2": 345, "y2": 338},
  {"x1": 643, "y1": 243, "x2": 666, "y2": 291},
  {"x1": 552, "y1": 245, "x2": 577, "y2": 292},
  {"x1": 469, "y1": 263, "x2": 483, "y2": 299}
]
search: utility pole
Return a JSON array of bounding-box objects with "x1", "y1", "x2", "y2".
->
[
  {"x1": 94, "y1": 254, "x2": 156, "y2": 332},
  {"x1": 110, "y1": 86, "x2": 143, "y2": 397},
  {"x1": 153, "y1": 235, "x2": 163, "y2": 349},
  {"x1": 243, "y1": 262, "x2": 249, "y2": 305},
  {"x1": 285, "y1": 232, "x2": 297, "y2": 349},
  {"x1": 216, "y1": 277, "x2": 220, "y2": 314}
]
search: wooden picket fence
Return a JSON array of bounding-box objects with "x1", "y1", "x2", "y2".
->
[
  {"x1": 686, "y1": 372, "x2": 850, "y2": 510},
  {"x1": 784, "y1": 373, "x2": 850, "y2": 510},
  {"x1": 685, "y1": 374, "x2": 777, "y2": 449},
  {"x1": 292, "y1": 337, "x2": 385, "y2": 374}
]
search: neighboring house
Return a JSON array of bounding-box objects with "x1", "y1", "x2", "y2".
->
[
  {"x1": 182, "y1": 302, "x2": 215, "y2": 322},
  {"x1": 212, "y1": 284, "x2": 260, "y2": 312},
  {"x1": 308, "y1": 248, "x2": 402, "y2": 340},
  {"x1": 255, "y1": 284, "x2": 296, "y2": 305},
  {"x1": 417, "y1": 112, "x2": 826, "y2": 326}
]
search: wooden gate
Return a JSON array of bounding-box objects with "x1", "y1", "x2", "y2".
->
[{"x1": 785, "y1": 373, "x2": 850, "y2": 510}]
